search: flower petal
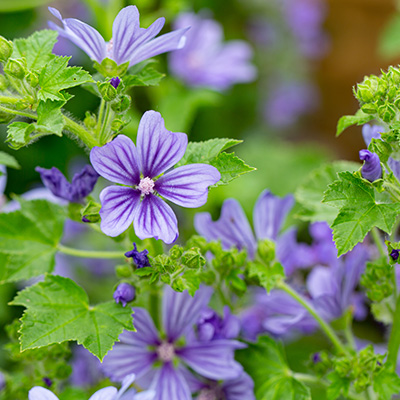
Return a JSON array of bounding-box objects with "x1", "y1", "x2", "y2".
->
[
  {"x1": 29, "y1": 387, "x2": 59, "y2": 400},
  {"x1": 48, "y1": 7, "x2": 106, "y2": 63},
  {"x1": 90, "y1": 135, "x2": 141, "y2": 185},
  {"x1": 88, "y1": 387, "x2": 118, "y2": 400},
  {"x1": 116, "y1": 373, "x2": 136, "y2": 400},
  {"x1": 222, "y1": 372, "x2": 255, "y2": 400},
  {"x1": 130, "y1": 28, "x2": 189, "y2": 66},
  {"x1": 137, "y1": 111, "x2": 187, "y2": 178},
  {"x1": 150, "y1": 363, "x2": 191, "y2": 400},
  {"x1": 162, "y1": 285, "x2": 212, "y2": 342},
  {"x1": 99, "y1": 186, "x2": 140, "y2": 237},
  {"x1": 155, "y1": 164, "x2": 220, "y2": 208},
  {"x1": 194, "y1": 198, "x2": 257, "y2": 258},
  {"x1": 253, "y1": 190, "x2": 294, "y2": 241},
  {"x1": 134, "y1": 194, "x2": 178, "y2": 244},
  {"x1": 177, "y1": 340, "x2": 244, "y2": 380}
]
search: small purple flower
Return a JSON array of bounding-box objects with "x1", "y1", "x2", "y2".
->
[
  {"x1": 102, "y1": 286, "x2": 245, "y2": 399},
  {"x1": 169, "y1": 12, "x2": 256, "y2": 91},
  {"x1": 125, "y1": 243, "x2": 151, "y2": 268},
  {"x1": 110, "y1": 77, "x2": 121, "y2": 89},
  {"x1": 35, "y1": 165, "x2": 98, "y2": 203},
  {"x1": 48, "y1": 6, "x2": 188, "y2": 67},
  {"x1": 42, "y1": 377, "x2": 52, "y2": 387},
  {"x1": 90, "y1": 111, "x2": 220, "y2": 243},
  {"x1": 359, "y1": 149, "x2": 382, "y2": 182},
  {"x1": 114, "y1": 283, "x2": 135, "y2": 307},
  {"x1": 391, "y1": 249, "x2": 399, "y2": 261},
  {"x1": 312, "y1": 352, "x2": 321, "y2": 364}
]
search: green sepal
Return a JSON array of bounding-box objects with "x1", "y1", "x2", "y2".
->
[
  {"x1": 93, "y1": 58, "x2": 129, "y2": 78},
  {"x1": 81, "y1": 200, "x2": 101, "y2": 223}
]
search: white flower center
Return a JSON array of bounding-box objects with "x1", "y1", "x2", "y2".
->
[
  {"x1": 106, "y1": 38, "x2": 113, "y2": 57},
  {"x1": 138, "y1": 177, "x2": 155, "y2": 195},
  {"x1": 157, "y1": 342, "x2": 175, "y2": 362}
]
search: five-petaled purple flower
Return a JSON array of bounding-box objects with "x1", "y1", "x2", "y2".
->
[
  {"x1": 102, "y1": 286, "x2": 245, "y2": 400},
  {"x1": 169, "y1": 12, "x2": 256, "y2": 91},
  {"x1": 90, "y1": 110, "x2": 220, "y2": 244},
  {"x1": 48, "y1": 6, "x2": 188, "y2": 67},
  {"x1": 35, "y1": 165, "x2": 98, "y2": 203}
]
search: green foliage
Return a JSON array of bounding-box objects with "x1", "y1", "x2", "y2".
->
[
  {"x1": 6, "y1": 121, "x2": 35, "y2": 149},
  {"x1": 323, "y1": 171, "x2": 400, "y2": 255},
  {"x1": 35, "y1": 100, "x2": 64, "y2": 136},
  {"x1": 373, "y1": 367, "x2": 400, "y2": 400},
  {"x1": 10, "y1": 275, "x2": 135, "y2": 360},
  {"x1": 123, "y1": 65, "x2": 165, "y2": 88},
  {"x1": 236, "y1": 336, "x2": 311, "y2": 400},
  {"x1": 336, "y1": 109, "x2": 373, "y2": 137},
  {"x1": 379, "y1": 15, "x2": 400, "y2": 59},
  {"x1": 295, "y1": 161, "x2": 359, "y2": 223},
  {"x1": 0, "y1": 199, "x2": 66, "y2": 284},
  {"x1": 0, "y1": 151, "x2": 20, "y2": 169},
  {"x1": 38, "y1": 56, "x2": 93, "y2": 101},
  {"x1": 0, "y1": 0, "x2": 52, "y2": 12}
]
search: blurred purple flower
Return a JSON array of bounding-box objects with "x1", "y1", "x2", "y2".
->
[
  {"x1": 114, "y1": 283, "x2": 136, "y2": 307},
  {"x1": 0, "y1": 372, "x2": 5, "y2": 391},
  {"x1": 359, "y1": 150, "x2": 382, "y2": 182},
  {"x1": 70, "y1": 345, "x2": 103, "y2": 387},
  {"x1": 90, "y1": 111, "x2": 220, "y2": 243},
  {"x1": 35, "y1": 165, "x2": 98, "y2": 203},
  {"x1": 125, "y1": 243, "x2": 151, "y2": 269},
  {"x1": 169, "y1": 12, "x2": 256, "y2": 91},
  {"x1": 264, "y1": 81, "x2": 318, "y2": 128},
  {"x1": 102, "y1": 286, "x2": 245, "y2": 399},
  {"x1": 48, "y1": 6, "x2": 188, "y2": 67}
]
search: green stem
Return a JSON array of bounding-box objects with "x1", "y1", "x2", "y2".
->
[
  {"x1": 99, "y1": 103, "x2": 112, "y2": 144},
  {"x1": 277, "y1": 281, "x2": 349, "y2": 355},
  {"x1": 57, "y1": 244, "x2": 125, "y2": 259},
  {"x1": 387, "y1": 294, "x2": 400, "y2": 368},
  {"x1": 371, "y1": 228, "x2": 386, "y2": 258},
  {"x1": 96, "y1": 98, "x2": 105, "y2": 135},
  {"x1": 0, "y1": 95, "x2": 19, "y2": 104},
  {"x1": 0, "y1": 105, "x2": 36, "y2": 119},
  {"x1": 63, "y1": 116, "x2": 99, "y2": 148}
]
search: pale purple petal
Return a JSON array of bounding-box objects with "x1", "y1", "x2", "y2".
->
[
  {"x1": 177, "y1": 340, "x2": 244, "y2": 380},
  {"x1": 150, "y1": 363, "x2": 191, "y2": 400},
  {"x1": 137, "y1": 111, "x2": 187, "y2": 178},
  {"x1": 194, "y1": 198, "x2": 257, "y2": 258},
  {"x1": 28, "y1": 387, "x2": 59, "y2": 400},
  {"x1": 253, "y1": 190, "x2": 294, "y2": 241},
  {"x1": 0, "y1": 165, "x2": 6, "y2": 196},
  {"x1": 132, "y1": 391, "x2": 156, "y2": 400},
  {"x1": 388, "y1": 157, "x2": 400, "y2": 182},
  {"x1": 99, "y1": 186, "x2": 140, "y2": 237},
  {"x1": 48, "y1": 7, "x2": 106, "y2": 63},
  {"x1": 222, "y1": 372, "x2": 255, "y2": 400},
  {"x1": 162, "y1": 286, "x2": 213, "y2": 342},
  {"x1": 88, "y1": 387, "x2": 117, "y2": 400},
  {"x1": 307, "y1": 266, "x2": 338, "y2": 299},
  {"x1": 116, "y1": 374, "x2": 136, "y2": 400},
  {"x1": 134, "y1": 195, "x2": 178, "y2": 244},
  {"x1": 130, "y1": 28, "x2": 189, "y2": 66},
  {"x1": 130, "y1": 308, "x2": 161, "y2": 346},
  {"x1": 90, "y1": 135, "x2": 141, "y2": 185},
  {"x1": 155, "y1": 164, "x2": 220, "y2": 208},
  {"x1": 362, "y1": 124, "x2": 384, "y2": 146}
]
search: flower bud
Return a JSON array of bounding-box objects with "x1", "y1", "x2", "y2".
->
[
  {"x1": 111, "y1": 94, "x2": 131, "y2": 113},
  {"x1": 0, "y1": 36, "x2": 13, "y2": 63},
  {"x1": 359, "y1": 149, "x2": 382, "y2": 182},
  {"x1": 0, "y1": 75, "x2": 8, "y2": 91},
  {"x1": 4, "y1": 58, "x2": 26, "y2": 79},
  {"x1": 125, "y1": 243, "x2": 150, "y2": 269},
  {"x1": 97, "y1": 81, "x2": 117, "y2": 101},
  {"x1": 169, "y1": 245, "x2": 183, "y2": 260},
  {"x1": 113, "y1": 283, "x2": 135, "y2": 307},
  {"x1": 110, "y1": 76, "x2": 120, "y2": 89},
  {"x1": 84, "y1": 111, "x2": 97, "y2": 128},
  {"x1": 390, "y1": 249, "x2": 399, "y2": 262},
  {"x1": 26, "y1": 71, "x2": 39, "y2": 88},
  {"x1": 181, "y1": 248, "x2": 205, "y2": 269}
]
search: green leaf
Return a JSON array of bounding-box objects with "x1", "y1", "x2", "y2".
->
[
  {"x1": 236, "y1": 336, "x2": 310, "y2": 400},
  {"x1": 209, "y1": 152, "x2": 256, "y2": 186},
  {"x1": 0, "y1": 199, "x2": 67, "y2": 284},
  {"x1": 326, "y1": 371, "x2": 351, "y2": 400},
  {"x1": 35, "y1": 100, "x2": 65, "y2": 136},
  {"x1": 323, "y1": 171, "x2": 400, "y2": 255},
  {"x1": 373, "y1": 367, "x2": 400, "y2": 400},
  {"x1": 247, "y1": 261, "x2": 285, "y2": 293},
  {"x1": 336, "y1": 109, "x2": 374, "y2": 137},
  {"x1": 12, "y1": 30, "x2": 57, "y2": 71},
  {"x1": 0, "y1": 151, "x2": 20, "y2": 169},
  {"x1": 123, "y1": 67, "x2": 165, "y2": 88},
  {"x1": 6, "y1": 121, "x2": 35, "y2": 149},
  {"x1": 38, "y1": 56, "x2": 93, "y2": 101},
  {"x1": 10, "y1": 275, "x2": 135, "y2": 360},
  {"x1": 177, "y1": 138, "x2": 242, "y2": 166},
  {"x1": 295, "y1": 161, "x2": 360, "y2": 224}
]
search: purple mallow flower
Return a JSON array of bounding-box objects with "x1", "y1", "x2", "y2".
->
[
  {"x1": 125, "y1": 243, "x2": 151, "y2": 268},
  {"x1": 169, "y1": 12, "x2": 256, "y2": 91},
  {"x1": 102, "y1": 286, "x2": 245, "y2": 400},
  {"x1": 110, "y1": 77, "x2": 121, "y2": 89},
  {"x1": 70, "y1": 345, "x2": 103, "y2": 388},
  {"x1": 48, "y1": 6, "x2": 188, "y2": 67},
  {"x1": 114, "y1": 283, "x2": 135, "y2": 307},
  {"x1": 29, "y1": 373, "x2": 154, "y2": 400},
  {"x1": 35, "y1": 165, "x2": 98, "y2": 203},
  {"x1": 0, "y1": 372, "x2": 5, "y2": 391},
  {"x1": 359, "y1": 150, "x2": 382, "y2": 182},
  {"x1": 90, "y1": 110, "x2": 220, "y2": 243}
]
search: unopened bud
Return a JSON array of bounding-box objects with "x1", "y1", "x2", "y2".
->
[
  {"x1": 359, "y1": 149, "x2": 382, "y2": 182},
  {"x1": 110, "y1": 76, "x2": 120, "y2": 89},
  {"x1": 0, "y1": 75, "x2": 8, "y2": 91},
  {"x1": 111, "y1": 94, "x2": 131, "y2": 113},
  {"x1": 0, "y1": 36, "x2": 13, "y2": 63},
  {"x1": 26, "y1": 71, "x2": 39, "y2": 88},
  {"x1": 113, "y1": 283, "x2": 135, "y2": 307},
  {"x1": 4, "y1": 58, "x2": 26, "y2": 79},
  {"x1": 97, "y1": 81, "x2": 117, "y2": 101}
]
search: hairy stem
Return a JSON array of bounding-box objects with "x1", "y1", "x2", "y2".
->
[
  {"x1": 57, "y1": 244, "x2": 125, "y2": 259},
  {"x1": 63, "y1": 116, "x2": 99, "y2": 148},
  {"x1": 276, "y1": 281, "x2": 350, "y2": 356},
  {"x1": 0, "y1": 105, "x2": 37, "y2": 119}
]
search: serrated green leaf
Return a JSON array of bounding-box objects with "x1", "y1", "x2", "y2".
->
[
  {"x1": 326, "y1": 371, "x2": 351, "y2": 400},
  {"x1": 210, "y1": 152, "x2": 255, "y2": 186},
  {"x1": 0, "y1": 199, "x2": 66, "y2": 284},
  {"x1": 373, "y1": 367, "x2": 400, "y2": 400},
  {"x1": 123, "y1": 67, "x2": 165, "y2": 88},
  {"x1": 12, "y1": 30, "x2": 57, "y2": 71},
  {"x1": 6, "y1": 121, "x2": 35, "y2": 149},
  {"x1": 177, "y1": 138, "x2": 242, "y2": 166},
  {"x1": 336, "y1": 110, "x2": 373, "y2": 137},
  {"x1": 38, "y1": 56, "x2": 93, "y2": 101},
  {"x1": 35, "y1": 100, "x2": 65, "y2": 136},
  {"x1": 258, "y1": 375, "x2": 311, "y2": 400},
  {"x1": 0, "y1": 151, "x2": 20, "y2": 169},
  {"x1": 10, "y1": 275, "x2": 135, "y2": 360},
  {"x1": 247, "y1": 261, "x2": 284, "y2": 293},
  {"x1": 295, "y1": 161, "x2": 360, "y2": 224},
  {"x1": 323, "y1": 171, "x2": 400, "y2": 255}
]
